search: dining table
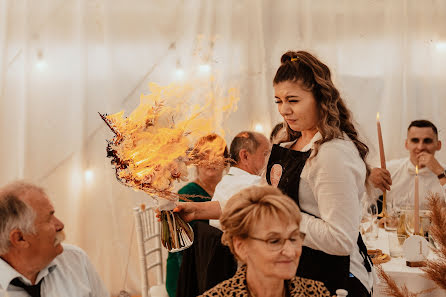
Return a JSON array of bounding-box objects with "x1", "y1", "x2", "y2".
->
[{"x1": 366, "y1": 228, "x2": 444, "y2": 297}]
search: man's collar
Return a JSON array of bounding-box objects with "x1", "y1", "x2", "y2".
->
[
  {"x1": 0, "y1": 256, "x2": 24, "y2": 290},
  {"x1": 0, "y1": 255, "x2": 58, "y2": 290},
  {"x1": 229, "y1": 166, "x2": 256, "y2": 176},
  {"x1": 405, "y1": 158, "x2": 432, "y2": 176},
  {"x1": 35, "y1": 261, "x2": 57, "y2": 284}
]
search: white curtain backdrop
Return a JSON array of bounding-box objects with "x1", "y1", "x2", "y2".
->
[{"x1": 1, "y1": 0, "x2": 446, "y2": 295}]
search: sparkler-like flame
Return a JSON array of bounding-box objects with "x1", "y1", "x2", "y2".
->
[{"x1": 101, "y1": 78, "x2": 239, "y2": 201}]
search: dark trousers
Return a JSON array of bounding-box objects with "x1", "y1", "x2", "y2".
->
[{"x1": 347, "y1": 276, "x2": 371, "y2": 297}]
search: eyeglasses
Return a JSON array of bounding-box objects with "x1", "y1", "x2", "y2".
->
[{"x1": 248, "y1": 232, "x2": 305, "y2": 252}]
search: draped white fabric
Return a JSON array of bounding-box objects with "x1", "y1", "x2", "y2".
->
[{"x1": 1, "y1": 0, "x2": 446, "y2": 295}]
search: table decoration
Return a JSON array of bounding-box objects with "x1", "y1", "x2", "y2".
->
[
  {"x1": 377, "y1": 112, "x2": 387, "y2": 217},
  {"x1": 422, "y1": 193, "x2": 446, "y2": 291},
  {"x1": 376, "y1": 265, "x2": 434, "y2": 297},
  {"x1": 414, "y1": 166, "x2": 420, "y2": 235},
  {"x1": 100, "y1": 79, "x2": 239, "y2": 252},
  {"x1": 403, "y1": 235, "x2": 429, "y2": 267}
]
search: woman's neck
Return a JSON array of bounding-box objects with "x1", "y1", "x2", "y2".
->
[
  {"x1": 194, "y1": 177, "x2": 216, "y2": 196},
  {"x1": 246, "y1": 267, "x2": 286, "y2": 297},
  {"x1": 292, "y1": 129, "x2": 317, "y2": 151}
]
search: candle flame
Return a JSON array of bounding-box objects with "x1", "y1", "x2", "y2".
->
[
  {"x1": 376, "y1": 112, "x2": 380, "y2": 121},
  {"x1": 416, "y1": 165, "x2": 419, "y2": 175}
]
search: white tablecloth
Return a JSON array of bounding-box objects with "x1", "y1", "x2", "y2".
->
[{"x1": 367, "y1": 228, "x2": 444, "y2": 297}]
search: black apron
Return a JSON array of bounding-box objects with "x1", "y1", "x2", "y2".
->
[{"x1": 266, "y1": 144, "x2": 372, "y2": 296}]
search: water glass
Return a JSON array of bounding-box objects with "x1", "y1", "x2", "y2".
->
[
  {"x1": 388, "y1": 231, "x2": 405, "y2": 257},
  {"x1": 385, "y1": 210, "x2": 399, "y2": 231},
  {"x1": 361, "y1": 201, "x2": 379, "y2": 242}
]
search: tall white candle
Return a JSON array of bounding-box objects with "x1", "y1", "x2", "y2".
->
[
  {"x1": 376, "y1": 112, "x2": 386, "y2": 169},
  {"x1": 414, "y1": 165, "x2": 420, "y2": 235},
  {"x1": 377, "y1": 112, "x2": 387, "y2": 216}
]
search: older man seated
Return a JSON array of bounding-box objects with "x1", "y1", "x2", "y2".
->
[
  {"x1": 210, "y1": 131, "x2": 270, "y2": 229},
  {"x1": 0, "y1": 181, "x2": 109, "y2": 297}
]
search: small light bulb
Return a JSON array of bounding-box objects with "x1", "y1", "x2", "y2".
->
[
  {"x1": 436, "y1": 42, "x2": 446, "y2": 51},
  {"x1": 199, "y1": 64, "x2": 211, "y2": 73},
  {"x1": 35, "y1": 60, "x2": 47, "y2": 71},
  {"x1": 84, "y1": 170, "x2": 93, "y2": 182},
  {"x1": 175, "y1": 68, "x2": 185, "y2": 80},
  {"x1": 254, "y1": 123, "x2": 264, "y2": 133}
]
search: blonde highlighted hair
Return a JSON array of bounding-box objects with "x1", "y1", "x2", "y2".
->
[{"x1": 219, "y1": 185, "x2": 301, "y2": 261}]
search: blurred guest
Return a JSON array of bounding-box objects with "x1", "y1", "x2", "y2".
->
[
  {"x1": 367, "y1": 120, "x2": 446, "y2": 210},
  {"x1": 200, "y1": 185, "x2": 331, "y2": 297},
  {"x1": 166, "y1": 133, "x2": 229, "y2": 297},
  {"x1": 210, "y1": 131, "x2": 270, "y2": 229},
  {"x1": 0, "y1": 181, "x2": 109, "y2": 297}
]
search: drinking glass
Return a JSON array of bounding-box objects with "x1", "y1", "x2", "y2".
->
[
  {"x1": 385, "y1": 199, "x2": 399, "y2": 231},
  {"x1": 388, "y1": 231, "x2": 405, "y2": 257},
  {"x1": 361, "y1": 200, "x2": 379, "y2": 243}
]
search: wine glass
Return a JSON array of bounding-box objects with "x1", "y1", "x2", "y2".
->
[
  {"x1": 361, "y1": 200, "x2": 379, "y2": 244},
  {"x1": 385, "y1": 198, "x2": 399, "y2": 231}
]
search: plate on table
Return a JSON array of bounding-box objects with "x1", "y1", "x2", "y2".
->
[{"x1": 367, "y1": 249, "x2": 391, "y2": 264}]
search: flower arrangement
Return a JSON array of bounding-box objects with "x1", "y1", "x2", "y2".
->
[{"x1": 100, "y1": 79, "x2": 238, "y2": 251}]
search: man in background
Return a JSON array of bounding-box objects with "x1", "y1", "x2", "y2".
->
[
  {"x1": 210, "y1": 131, "x2": 270, "y2": 229},
  {"x1": 367, "y1": 120, "x2": 446, "y2": 210}
]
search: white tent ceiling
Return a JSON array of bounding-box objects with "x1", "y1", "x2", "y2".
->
[{"x1": 1, "y1": 0, "x2": 446, "y2": 294}]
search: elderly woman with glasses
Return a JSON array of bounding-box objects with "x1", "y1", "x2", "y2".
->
[{"x1": 198, "y1": 185, "x2": 331, "y2": 297}]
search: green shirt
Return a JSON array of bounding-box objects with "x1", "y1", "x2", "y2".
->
[
  {"x1": 166, "y1": 182, "x2": 211, "y2": 297},
  {"x1": 178, "y1": 182, "x2": 211, "y2": 202}
]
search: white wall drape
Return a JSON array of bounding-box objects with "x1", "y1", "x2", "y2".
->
[{"x1": 1, "y1": 0, "x2": 446, "y2": 295}]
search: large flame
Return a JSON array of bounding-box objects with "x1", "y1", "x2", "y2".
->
[{"x1": 102, "y1": 78, "x2": 239, "y2": 200}]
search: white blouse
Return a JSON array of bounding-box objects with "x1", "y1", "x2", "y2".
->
[{"x1": 282, "y1": 132, "x2": 373, "y2": 292}]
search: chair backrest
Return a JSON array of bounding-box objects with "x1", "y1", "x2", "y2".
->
[{"x1": 133, "y1": 205, "x2": 164, "y2": 297}]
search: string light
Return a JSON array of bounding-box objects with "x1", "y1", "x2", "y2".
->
[
  {"x1": 84, "y1": 170, "x2": 94, "y2": 182},
  {"x1": 174, "y1": 68, "x2": 185, "y2": 80},
  {"x1": 254, "y1": 123, "x2": 264, "y2": 133},
  {"x1": 436, "y1": 41, "x2": 446, "y2": 51},
  {"x1": 35, "y1": 49, "x2": 47, "y2": 71},
  {"x1": 174, "y1": 59, "x2": 185, "y2": 80},
  {"x1": 199, "y1": 64, "x2": 211, "y2": 74}
]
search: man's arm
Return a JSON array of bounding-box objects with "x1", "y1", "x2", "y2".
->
[
  {"x1": 174, "y1": 201, "x2": 221, "y2": 222},
  {"x1": 417, "y1": 152, "x2": 446, "y2": 186}
]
